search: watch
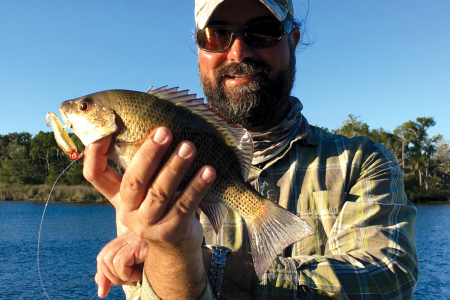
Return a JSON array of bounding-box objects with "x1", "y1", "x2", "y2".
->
[{"x1": 203, "y1": 244, "x2": 232, "y2": 298}]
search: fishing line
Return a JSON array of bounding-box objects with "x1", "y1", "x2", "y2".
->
[{"x1": 37, "y1": 152, "x2": 98, "y2": 300}]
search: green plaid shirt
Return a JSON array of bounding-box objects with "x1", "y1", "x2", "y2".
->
[{"x1": 131, "y1": 116, "x2": 418, "y2": 299}]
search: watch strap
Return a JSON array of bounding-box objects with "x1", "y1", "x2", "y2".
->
[{"x1": 204, "y1": 244, "x2": 231, "y2": 298}]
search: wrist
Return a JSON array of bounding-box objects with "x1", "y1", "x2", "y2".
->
[{"x1": 145, "y1": 246, "x2": 207, "y2": 299}]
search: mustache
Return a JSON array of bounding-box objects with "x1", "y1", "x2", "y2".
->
[{"x1": 215, "y1": 59, "x2": 271, "y2": 80}]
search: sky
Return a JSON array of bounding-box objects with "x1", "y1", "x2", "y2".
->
[{"x1": 1, "y1": 0, "x2": 449, "y2": 141}]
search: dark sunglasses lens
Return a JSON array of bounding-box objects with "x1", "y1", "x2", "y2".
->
[
  {"x1": 197, "y1": 27, "x2": 232, "y2": 51},
  {"x1": 244, "y1": 21, "x2": 284, "y2": 47},
  {"x1": 197, "y1": 20, "x2": 286, "y2": 51}
]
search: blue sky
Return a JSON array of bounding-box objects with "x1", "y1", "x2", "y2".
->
[{"x1": 1, "y1": 0, "x2": 449, "y2": 141}]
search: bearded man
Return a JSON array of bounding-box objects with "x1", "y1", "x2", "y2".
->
[{"x1": 86, "y1": 0, "x2": 418, "y2": 299}]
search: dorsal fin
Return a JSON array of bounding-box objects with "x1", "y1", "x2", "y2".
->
[{"x1": 147, "y1": 86, "x2": 253, "y2": 181}]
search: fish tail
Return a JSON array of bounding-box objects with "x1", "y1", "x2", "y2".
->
[{"x1": 245, "y1": 198, "x2": 314, "y2": 278}]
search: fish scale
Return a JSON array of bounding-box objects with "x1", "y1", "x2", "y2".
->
[{"x1": 56, "y1": 87, "x2": 314, "y2": 277}]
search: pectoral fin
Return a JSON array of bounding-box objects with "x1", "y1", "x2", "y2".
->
[{"x1": 108, "y1": 138, "x2": 146, "y2": 170}]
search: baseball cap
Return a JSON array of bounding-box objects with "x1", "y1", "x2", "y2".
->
[{"x1": 195, "y1": 0, "x2": 294, "y2": 29}]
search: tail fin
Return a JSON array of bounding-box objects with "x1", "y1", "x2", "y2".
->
[{"x1": 245, "y1": 198, "x2": 314, "y2": 278}]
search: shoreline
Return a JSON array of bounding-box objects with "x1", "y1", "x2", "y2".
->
[
  {"x1": 1, "y1": 184, "x2": 448, "y2": 204},
  {"x1": 0, "y1": 184, "x2": 108, "y2": 203}
]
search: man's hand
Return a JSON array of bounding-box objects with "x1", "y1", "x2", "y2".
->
[
  {"x1": 84, "y1": 127, "x2": 216, "y2": 299},
  {"x1": 95, "y1": 229, "x2": 148, "y2": 298}
]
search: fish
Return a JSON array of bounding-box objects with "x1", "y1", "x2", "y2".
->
[
  {"x1": 57, "y1": 86, "x2": 314, "y2": 277},
  {"x1": 45, "y1": 112, "x2": 83, "y2": 160}
]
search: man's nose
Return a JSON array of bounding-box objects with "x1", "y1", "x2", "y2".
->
[{"x1": 226, "y1": 36, "x2": 254, "y2": 62}]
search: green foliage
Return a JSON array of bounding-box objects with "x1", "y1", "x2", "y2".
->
[
  {"x1": 0, "y1": 131, "x2": 85, "y2": 186},
  {"x1": 334, "y1": 115, "x2": 403, "y2": 162},
  {"x1": 44, "y1": 158, "x2": 86, "y2": 185},
  {"x1": 0, "y1": 158, "x2": 44, "y2": 185},
  {"x1": 334, "y1": 114, "x2": 371, "y2": 137},
  {"x1": 335, "y1": 115, "x2": 449, "y2": 202},
  {"x1": 432, "y1": 138, "x2": 450, "y2": 174},
  {"x1": 394, "y1": 117, "x2": 439, "y2": 187},
  {"x1": 405, "y1": 187, "x2": 449, "y2": 203}
]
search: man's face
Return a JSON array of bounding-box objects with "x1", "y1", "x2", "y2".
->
[{"x1": 198, "y1": 0, "x2": 299, "y2": 130}]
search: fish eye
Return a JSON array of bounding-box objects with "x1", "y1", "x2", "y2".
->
[{"x1": 79, "y1": 98, "x2": 92, "y2": 111}]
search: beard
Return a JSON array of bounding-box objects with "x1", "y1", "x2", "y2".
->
[{"x1": 200, "y1": 47, "x2": 296, "y2": 128}]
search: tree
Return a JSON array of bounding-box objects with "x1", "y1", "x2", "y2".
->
[
  {"x1": 335, "y1": 115, "x2": 402, "y2": 164},
  {"x1": 430, "y1": 138, "x2": 450, "y2": 190},
  {"x1": 0, "y1": 135, "x2": 6, "y2": 161},
  {"x1": 0, "y1": 131, "x2": 86, "y2": 186},
  {"x1": 39, "y1": 132, "x2": 86, "y2": 185},
  {"x1": 395, "y1": 117, "x2": 439, "y2": 188},
  {"x1": 368, "y1": 128, "x2": 402, "y2": 163},
  {"x1": 0, "y1": 133, "x2": 43, "y2": 185},
  {"x1": 334, "y1": 114, "x2": 370, "y2": 137},
  {"x1": 29, "y1": 131, "x2": 61, "y2": 173},
  {"x1": 432, "y1": 138, "x2": 450, "y2": 173},
  {"x1": 0, "y1": 157, "x2": 43, "y2": 185}
]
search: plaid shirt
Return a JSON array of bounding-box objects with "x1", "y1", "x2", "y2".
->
[{"x1": 130, "y1": 115, "x2": 418, "y2": 299}]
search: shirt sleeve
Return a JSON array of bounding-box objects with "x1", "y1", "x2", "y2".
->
[
  {"x1": 127, "y1": 271, "x2": 217, "y2": 300},
  {"x1": 254, "y1": 141, "x2": 419, "y2": 299}
]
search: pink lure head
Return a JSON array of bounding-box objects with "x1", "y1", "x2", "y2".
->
[{"x1": 67, "y1": 150, "x2": 84, "y2": 161}]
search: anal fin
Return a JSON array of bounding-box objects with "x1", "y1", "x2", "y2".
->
[{"x1": 198, "y1": 200, "x2": 228, "y2": 234}]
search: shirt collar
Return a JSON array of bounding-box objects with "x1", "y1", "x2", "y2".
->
[{"x1": 249, "y1": 96, "x2": 318, "y2": 166}]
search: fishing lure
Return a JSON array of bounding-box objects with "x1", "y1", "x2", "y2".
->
[{"x1": 45, "y1": 112, "x2": 83, "y2": 160}]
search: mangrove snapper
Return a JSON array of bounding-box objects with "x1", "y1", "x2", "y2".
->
[{"x1": 57, "y1": 86, "x2": 314, "y2": 277}]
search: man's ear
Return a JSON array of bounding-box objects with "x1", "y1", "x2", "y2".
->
[{"x1": 292, "y1": 28, "x2": 300, "y2": 49}]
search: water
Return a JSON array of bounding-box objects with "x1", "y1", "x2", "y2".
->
[
  {"x1": 0, "y1": 201, "x2": 122, "y2": 299},
  {"x1": 413, "y1": 205, "x2": 450, "y2": 299},
  {"x1": 0, "y1": 201, "x2": 449, "y2": 299}
]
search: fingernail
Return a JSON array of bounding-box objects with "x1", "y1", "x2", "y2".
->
[
  {"x1": 153, "y1": 128, "x2": 167, "y2": 144},
  {"x1": 178, "y1": 143, "x2": 192, "y2": 158},
  {"x1": 201, "y1": 168, "x2": 215, "y2": 182},
  {"x1": 98, "y1": 286, "x2": 103, "y2": 297}
]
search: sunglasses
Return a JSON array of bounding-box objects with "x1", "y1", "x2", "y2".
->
[{"x1": 196, "y1": 18, "x2": 295, "y2": 52}]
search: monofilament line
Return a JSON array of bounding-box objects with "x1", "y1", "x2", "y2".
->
[{"x1": 37, "y1": 153, "x2": 98, "y2": 300}]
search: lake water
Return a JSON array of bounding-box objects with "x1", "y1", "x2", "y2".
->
[{"x1": 0, "y1": 201, "x2": 449, "y2": 299}]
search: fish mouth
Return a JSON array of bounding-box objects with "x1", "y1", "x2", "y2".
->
[{"x1": 59, "y1": 105, "x2": 73, "y2": 130}]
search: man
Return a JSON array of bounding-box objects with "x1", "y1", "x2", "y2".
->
[{"x1": 87, "y1": 0, "x2": 418, "y2": 299}]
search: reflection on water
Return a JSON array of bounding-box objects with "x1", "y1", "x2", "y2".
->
[{"x1": 0, "y1": 201, "x2": 449, "y2": 299}]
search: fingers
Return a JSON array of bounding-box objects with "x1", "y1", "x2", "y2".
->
[
  {"x1": 118, "y1": 127, "x2": 173, "y2": 211},
  {"x1": 95, "y1": 271, "x2": 112, "y2": 298},
  {"x1": 95, "y1": 230, "x2": 148, "y2": 297},
  {"x1": 86, "y1": 125, "x2": 216, "y2": 255},
  {"x1": 83, "y1": 135, "x2": 122, "y2": 200},
  {"x1": 97, "y1": 230, "x2": 147, "y2": 280},
  {"x1": 112, "y1": 240, "x2": 146, "y2": 280},
  {"x1": 138, "y1": 141, "x2": 197, "y2": 225},
  {"x1": 167, "y1": 166, "x2": 216, "y2": 221}
]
